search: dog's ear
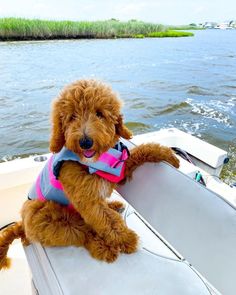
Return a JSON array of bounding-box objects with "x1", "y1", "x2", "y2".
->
[
  {"x1": 49, "y1": 100, "x2": 65, "y2": 153},
  {"x1": 115, "y1": 115, "x2": 133, "y2": 139}
]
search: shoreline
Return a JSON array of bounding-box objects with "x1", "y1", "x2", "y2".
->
[
  {"x1": 0, "y1": 32, "x2": 194, "y2": 41},
  {"x1": 0, "y1": 18, "x2": 194, "y2": 41}
]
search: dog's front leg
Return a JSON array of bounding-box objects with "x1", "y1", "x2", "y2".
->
[
  {"x1": 124, "y1": 143, "x2": 179, "y2": 181},
  {"x1": 59, "y1": 162, "x2": 138, "y2": 258}
]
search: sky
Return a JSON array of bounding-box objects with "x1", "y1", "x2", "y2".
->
[{"x1": 0, "y1": 0, "x2": 236, "y2": 25}]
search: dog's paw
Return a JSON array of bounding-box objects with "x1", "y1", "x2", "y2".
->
[
  {"x1": 157, "y1": 145, "x2": 180, "y2": 168},
  {"x1": 86, "y1": 235, "x2": 120, "y2": 263},
  {"x1": 167, "y1": 151, "x2": 180, "y2": 169},
  {"x1": 108, "y1": 201, "x2": 125, "y2": 213},
  {"x1": 119, "y1": 229, "x2": 139, "y2": 254},
  {"x1": 92, "y1": 241, "x2": 120, "y2": 263}
]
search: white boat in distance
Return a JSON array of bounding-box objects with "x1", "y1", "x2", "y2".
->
[{"x1": 0, "y1": 128, "x2": 236, "y2": 295}]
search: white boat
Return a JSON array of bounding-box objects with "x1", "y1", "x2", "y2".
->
[{"x1": 0, "y1": 128, "x2": 236, "y2": 295}]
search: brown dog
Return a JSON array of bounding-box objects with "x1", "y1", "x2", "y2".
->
[{"x1": 0, "y1": 79, "x2": 179, "y2": 268}]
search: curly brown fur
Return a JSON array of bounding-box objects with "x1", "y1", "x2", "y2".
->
[
  {"x1": 0, "y1": 79, "x2": 179, "y2": 267},
  {"x1": 49, "y1": 79, "x2": 132, "y2": 160},
  {"x1": 0, "y1": 222, "x2": 26, "y2": 269},
  {"x1": 21, "y1": 200, "x2": 121, "y2": 262}
]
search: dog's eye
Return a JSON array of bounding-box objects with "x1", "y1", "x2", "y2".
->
[{"x1": 96, "y1": 111, "x2": 103, "y2": 118}]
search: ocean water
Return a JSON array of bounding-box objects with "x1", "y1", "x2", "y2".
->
[{"x1": 0, "y1": 30, "x2": 236, "y2": 183}]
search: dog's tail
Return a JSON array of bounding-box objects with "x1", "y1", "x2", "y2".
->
[{"x1": 0, "y1": 221, "x2": 25, "y2": 270}]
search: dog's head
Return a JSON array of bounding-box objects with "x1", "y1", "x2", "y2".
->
[{"x1": 49, "y1": 79, "x2": 132, "y2": 162}]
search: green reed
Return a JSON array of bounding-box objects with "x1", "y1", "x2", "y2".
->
[
  {"x1": 0, "y1": 18, "x2": 167, "y2": 40},
  {"x1": 146, "y1": 31, "x2": 194, "y2": 38}
]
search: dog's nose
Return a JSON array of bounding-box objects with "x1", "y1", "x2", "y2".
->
[{"x1": 79, "y1": 136, "x2": 94, "y2": 150}]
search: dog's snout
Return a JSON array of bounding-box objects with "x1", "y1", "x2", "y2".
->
[{"x1": 79, "y1": 136, "x2": 93, "y2": 150}]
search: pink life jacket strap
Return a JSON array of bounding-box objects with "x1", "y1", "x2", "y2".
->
[{"x1": 94, "y1": 148, "x2": 128, "y2": 183}]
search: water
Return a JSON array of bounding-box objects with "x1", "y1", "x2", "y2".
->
[{"x1": 0, "y1": 30, "x2": 236, "y2": 183}]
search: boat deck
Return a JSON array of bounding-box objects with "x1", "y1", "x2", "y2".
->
[{"x1": 1, "y1": 129, "x2": 235, "y2": 294}]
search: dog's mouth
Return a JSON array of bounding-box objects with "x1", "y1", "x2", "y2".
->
[{"x1": 83, "y1": 150, "x2": 96, "y2": 158}]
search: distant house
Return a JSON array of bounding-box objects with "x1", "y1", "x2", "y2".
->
[
  {"x1": 229, "y1": 20, "x2": 236, "y2": 28},
  {"x1": 219, "y1": 22, "x2": 229, "y2": 29},
  {"x1": 215, "y1": 21, "x2": 235, "y2": 29},
  {"x1": 203, "y1": 22, "x2": 217, "y2": 29},
  {"x1": 203, "y1": 21, "x2": 236, "y2": 29}
]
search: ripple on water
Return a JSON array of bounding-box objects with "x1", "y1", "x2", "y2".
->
[
  {"x1": 187, "y1": 86, "x2": 214, "y2": 96},
  {"x1": 125, "y1": 121, "x2": 151, "y2": 134},
  {"x1": 22, "y1": 84, "x2": 56, "y2": 92},
  {"x1": 156, "y1": 101, "x2": 190, "y2": 115},
  {"x1": 144, "y1": 101, "x2": 190, "y2": 118},
  {"x1": 222, "y1": 85, "x2": 236, "y2": 90},
  {"x1": 129, "y1": 102, "x2": 147, "y2": 109}
]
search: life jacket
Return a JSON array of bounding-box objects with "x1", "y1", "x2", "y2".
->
[{"x1": 28, "y1": 142, "x2": 129, "y2": 208}]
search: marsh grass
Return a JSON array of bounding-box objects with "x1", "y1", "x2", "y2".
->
[
  {"x1": 133, "y1": 34, "x2": 145, "y2": 38},
  {"x1": 147, "y1": 31, "x2": 194, "y2": 38},
  {"x1": 0, "y1": 18, "x2": 166, "y2": 40},
  {"x1": 0, "y1": 18, "x2": 194, "y2": 41}
]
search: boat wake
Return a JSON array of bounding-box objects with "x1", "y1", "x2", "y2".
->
[{"x1": 186, "y1": 98, "x2": 234, "y2": 126}]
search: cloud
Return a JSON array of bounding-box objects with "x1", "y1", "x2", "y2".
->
[{"x1": 0, "y1": 0, "x2": 236, "y2": 24}]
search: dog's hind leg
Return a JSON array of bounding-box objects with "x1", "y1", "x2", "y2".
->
[
  {"x1": 21, "y1": 200, "x2": 120, "y2": 262},
  {"x1": 22, "y1": 200, "x2": 87, "y2": 247}
]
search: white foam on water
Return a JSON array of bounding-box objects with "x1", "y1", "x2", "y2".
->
[
  {"x1": 227, "y1": 96, "x2": 236, "y2": 107},
  {"x1": 186, "y1": 98, "x2": 233, "y2": 127},
  {"x1": 157, "y1": 121, "x2": 204, "y2": 138}
]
